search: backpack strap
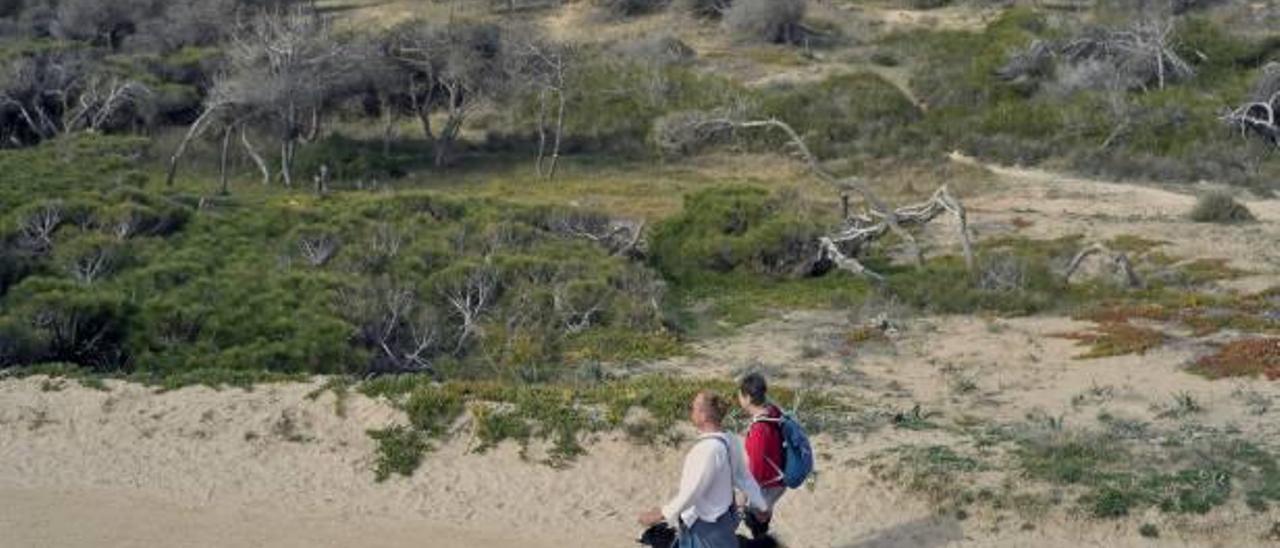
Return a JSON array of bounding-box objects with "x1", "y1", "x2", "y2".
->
[
  {"x1": 748, "y1": 415, "x2": 788, "y2": 485},
  {"x1": 702, "y1": 435, "x2": 735, "y2": 509}
]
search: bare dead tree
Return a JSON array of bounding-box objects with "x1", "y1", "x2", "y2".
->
[
  {"x1": 65, "y1": 77, "x2": 151, "y2": 132},
  {"x1": 541, "y1": 207, "x2": 646, "y2": 257},
  {"x1": 512, "y1": 38, "x2": 574, "y2": 179},
  {"x1": 383, "y1": 20, "x2": 509, "y2": 167},
  {"x1": 552, "y1": 280, "x2": 609, "y2": 334},
  {"x1": 1222, "y1": 64, "x2": 1280, "y2": 149},
  {"x1": 0, "y1": 52, "x2": 149, "y2": 145},
  {"x1": 65, "y1": 245, "x2": 119, "y2": 284},
  {"x1": 439, "y1": 265, "x2": 498, "y2": 353},
  {"x1": 165, "y1": 103, "x2": 223, "y2": 186},
  {"x1": 1000, "y1": 18, "x2": 1195, "y2": 93},
  {"x1": 1063, "y1": 243, "x2": 1141, "y2": 288},
  {"x1": 16, "y1": 202, "x2": 63, "y2": 252},
  {"x1": 219, "y1": 124, "x2": 233, "y2": 195},
  {"x1": 371, "y1": 223, "x2": 403, "y2": 258},
  {"x1": 168, "y1": 8, "x2": 347, "y2": 187},
  {"x1": 337, "y1": 283, "x2": 443, "y2": 373},
  {"x1": 298, "y1": 233, "x2": 340, "y2": 267},
  {"x1": 240, "y1": 125, "x2": 271, "y2": 185},
  {"x1": 659, "y1": 112, "x2": 975, "y2": 280}
]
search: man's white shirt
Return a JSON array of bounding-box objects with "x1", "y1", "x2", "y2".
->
[{"x1": 661, "y1": 431, "x2": 770, "y2": 528}]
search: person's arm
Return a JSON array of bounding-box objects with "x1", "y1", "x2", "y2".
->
[
  {"x1": 732, "y1": 434, "x2": 770, "y2": 513},
  {"x1": 661, "y1": 441, "x2": 716, "y2": 526}
]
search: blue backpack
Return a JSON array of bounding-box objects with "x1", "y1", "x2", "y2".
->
[{"x1": 755, "y1": 413, "x2": 814, "y2": 489}]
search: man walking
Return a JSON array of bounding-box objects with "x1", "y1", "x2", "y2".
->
[
  {"x1": 738, "y1": 373, "x2": 786, "y2": 539},
  {"x1": 638, "y1": 390, "x2": 770, "y2": 547}
]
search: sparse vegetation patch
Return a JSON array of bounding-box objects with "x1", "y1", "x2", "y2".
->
[{"x1": 1193, "y1": 338, "x2": 1280, "y2": 380}]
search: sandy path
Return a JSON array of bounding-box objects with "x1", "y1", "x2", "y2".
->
[
  {"x1": 0, "y1": 378, "x2": 944, "y2": 548},
  {"x1": 8, "y1": 375, "x2": 1267, "y2": 547},
  {"x1": 0, "y1": 485, "x2": 562, "y2": 548}
]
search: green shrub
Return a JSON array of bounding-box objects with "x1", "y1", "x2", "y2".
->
[
  {"x1": 758, "y1": 72, "x2": 922, "y2": 158},
  {"x1": 510, "y1": 55, "x2": 747, "y2": 155},
  {"x1": 292, "y1": 134, "x2": 410, "y2": 185},
  {"x1": 650, "y1": 186, "x2": 826, "y2": 283},
  {"x1": 368, "y1": 425, "x2": 430, "y2": 482},
  {"x1": 1189, "y1": 191, "x2": 1255, "y2": 223},
  {"x1": 0, "y1": 317, "x2": 40, "y2": 366},
  {"x1": 6, "y1": 278, "x2": 132, "y2": 370}
]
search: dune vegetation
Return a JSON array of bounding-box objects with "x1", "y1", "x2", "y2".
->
[{"x1": 2, "y1": 0, "x2": 1279, "y2": 543}]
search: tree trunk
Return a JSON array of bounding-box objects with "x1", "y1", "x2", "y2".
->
[
  {"x1": 281, "y1": 139, "x2": 294, "y2": 187},
  {"x1": 305, "y1": 107, "x2": 321, "y2": 142},
  {"x1": 418, "y1": 110, "x2": 433, "y2": 141},
  {"x1": 219, "y1": 125, "x2": 232, "y2": 196},
  {"x1": 547, "y1": 89, "x2": 566, "y2": 180},
  {"x1": 434, "y1": 127, "x2": 456, "y2": 168},
  {"x1": 241, "y1": 126, "x2": 270, "y2": 185},
  {"x1": 381, "y1": 93, "x2": 394, "y2": 157},
  {"x1": 166, "y1": 106, "x2": 218, "y2": 186},
  {"x1": 535, "y1": 88, "x2": 547, "y2": 177},
  {"x1": 434, "y1": 88, "x2": 465, "y2": 168}
]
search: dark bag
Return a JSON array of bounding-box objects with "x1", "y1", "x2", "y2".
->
[{"x1": 637, "y1": 522, "x2": 676, "y2": 547}]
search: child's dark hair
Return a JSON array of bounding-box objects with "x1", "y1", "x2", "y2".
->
[{"x1": 739, "y1": 372, "x2": 767, "y2": 406}]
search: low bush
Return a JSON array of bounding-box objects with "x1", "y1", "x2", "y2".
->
[
  {"x1": 291, "y1": 134, "x2": 410, "y2": 185},
  {"x1": 675, "y1": 0, "x2": 729, "y2": 19},
  {"x1": 1189, "y1": 191, "x2": 1256, "y2": 223},
  {"x1": 525, "y1": 54, "x2": 745, "y2": 156},
  {"x1": 757, "y1": 72, "x2": 922, "y2": 158},
  {"x1": 722, "y1": 0, "x2": 805, "y2": 45},
  {"x1": 357, "y1": 374, "x2": 825, "y2": 474},
  {"x1": 1192, "y1": 338, "x2": 1280, "y2": 380},
  {"x1": 0, "y1": 137, "x2": 678, "y2": 380},
  {"x1": 594, "y1": 0, "x2": 669, "y2": 18},
  {"x1": 4, "y1": 278, "x2": 133, "y2": 370},
  {"x1": 649, "y1": 186, "x2": 827, "y2": 283}
]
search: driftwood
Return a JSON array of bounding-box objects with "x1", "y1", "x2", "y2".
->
[
  {"x1": 1063, "y1": 244, "x2": 1141, "y2": 288},
  {"x1": 673, "y1": 115, "x2": 975, "y2": 280},
  {"x1": 998, "y1": 21, "x2": 1194, "y2": 91}
]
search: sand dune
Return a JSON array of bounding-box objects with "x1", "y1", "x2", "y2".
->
[
  {"x1": 2, "y1": 363, "x2": 1274, "y2": 548},
  {"x1": 3, "y1": 163, "x2": 1279, "y2": 547}
]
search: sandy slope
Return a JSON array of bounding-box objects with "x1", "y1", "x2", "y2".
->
[
  {"x1": 5, "y1": 373, "x2": 1275, "y2": 548},
  {"x1": 0, "y1": 377, "x2": 942, "y2": 548}
]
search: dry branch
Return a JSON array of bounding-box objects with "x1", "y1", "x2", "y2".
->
[
  {"x1": 1222, "y1": 63, "x2": 1280, "y2": 146},
  {"x1": 667, "y1": 114, "x2": 975, "y2": 280},
  {"x1": 1063, "y1": 243, "x2": 1141, "y2": 288}
]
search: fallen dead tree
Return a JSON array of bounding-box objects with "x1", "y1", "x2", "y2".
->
[
  {"x1": 1063, "y1": 243, "x2": 1141, "y2": 288},
  {"x1": 1221, "y1": 63, "x2": 1280, "y2": 148},
  {"x1": 998, "y1": 21, "x2": 1195, "y2": 92},
  {"x1": 655, "y1": 112, "x2": 975, "y2": 281}
]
